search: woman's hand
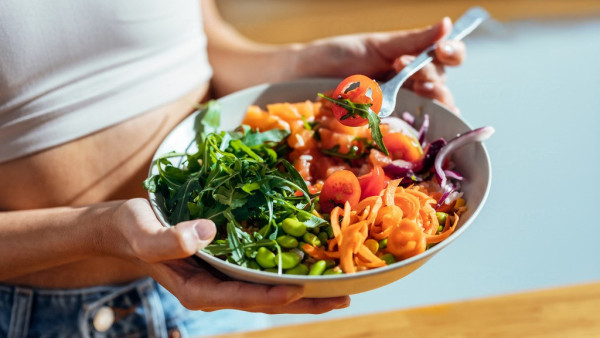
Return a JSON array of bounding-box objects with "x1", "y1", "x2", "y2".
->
[
  {"x1": 292, "y1": 17, "x2": 466, "y2": 112},
  {"x1": 108, "y1": 199, "x2": 350, "y2": 313}
]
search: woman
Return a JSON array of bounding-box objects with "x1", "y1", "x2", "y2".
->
[{"x1": 0, "y1": 0, "x2": 465, "y2": 336}]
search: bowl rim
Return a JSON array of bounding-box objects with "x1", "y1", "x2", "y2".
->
[{"x1": 146, "y1": 78, "x2": 492, "y2": 282}]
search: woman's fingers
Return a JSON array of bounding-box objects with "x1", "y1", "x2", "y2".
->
[
  {"x1": 245, "y1": 296, "x2": 351, "y2": 314},
  {"x1": 152, "y1": 260, "x2": 349, "y2": 314},
  {"x1": 435, "y1": 40, "x2": 466, "y2": 66},
  {"x1": 393, "y1": 56, "x2": 446, "y2": 84},
  {"x1": 413, "y1": 80, "x2": 459, "y2": 114}
]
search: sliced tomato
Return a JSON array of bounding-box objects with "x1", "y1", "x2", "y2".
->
[
  {"x1": 357, "y1": 166, "x2": 388, "y2": 200},
  {"x1": 331, "y1": 75, "x2": 383, "y2": 127},
  {"x1": 383, "y1": 132, "x2": 423, "y2": 163},
  {"x1": 319, "y1": 170, "x2": 361, "y2": 213}
]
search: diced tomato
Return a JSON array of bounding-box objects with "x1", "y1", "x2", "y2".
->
[
  {"x1": 242, "y1": 105, "x2": 290, "y2": 132},
  {"x1": 287, "y1": 128, "x2": 316, "y2": 151},
  {"x1": 319, "y1": 170, "x2": 361, "y2": 213},
  {"x1": 368, "y1": 149, "x2": 393, "y2": 168},
  {"x1": 318, "y1": 128, "x2": 354, "y2": 154},
  {"x1": 357, "y1": 166, "x2": 388, "y2": 200},
  {"x1": 382, "y1": 132, "x2": 423, "y2": 162}
]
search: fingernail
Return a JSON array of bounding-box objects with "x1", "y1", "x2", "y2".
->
[
  {"x1": 441, "y1": 41, "x2": 454, "y2": 56},
  {"x1": 401, "y1": 55, "x2": 415, "y2": 66},
  {"x1": 194, "y1": 221, "x2": 216, "y2": 240},
  {"x1": 422, "y1": 81, "x2": 435, "y2": 91},
  {"x1": 335, "y1": 300, "x2": 350, "y2": 310}
]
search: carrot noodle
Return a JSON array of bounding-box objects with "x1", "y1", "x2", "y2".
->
[
  {"x1": 304, "y1": 182, "x2": 461, "y2": 273},
  {"x1": 246, "y1": 100, "x2": 466, "y2": 274}
]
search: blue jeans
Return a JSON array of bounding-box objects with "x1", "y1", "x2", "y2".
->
[{"x1": 0, "y1": 278, "x2": 271, "y2": 337}]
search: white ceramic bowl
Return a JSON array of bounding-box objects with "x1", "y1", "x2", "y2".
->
[{"x1": 148, "y1": 78, "x2": 492, "y2": 298}]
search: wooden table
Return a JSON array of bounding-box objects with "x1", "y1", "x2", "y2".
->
[{"x1": 212, "y1": 281, "x2": 600, "y2": 337}]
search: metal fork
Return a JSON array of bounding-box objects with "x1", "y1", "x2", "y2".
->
[{"x1": 378, "y1": 6, "x2": 490, "y2": 118}]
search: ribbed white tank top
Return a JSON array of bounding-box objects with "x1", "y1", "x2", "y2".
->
[{"x1": 0, "y1": 0, "x2": 213, "y2": 163}]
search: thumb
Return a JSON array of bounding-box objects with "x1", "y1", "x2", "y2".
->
[
  {"x1": 374, "y1": 17, "x2": 452, "y2": 59},
  {"x1": 135, "y1": 219, "x2": 217, "y2": 263}
]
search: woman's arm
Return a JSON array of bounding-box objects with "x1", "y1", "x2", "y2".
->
[
  {"x1": 0, "y1": 199, "x2": 349, "y2": 313},
  {"x1": 0, "y1": 203, "x2": 115, "y2": 280},
  {"x1": 201, "y1": 0, "x2": 466, "y2": 111}
]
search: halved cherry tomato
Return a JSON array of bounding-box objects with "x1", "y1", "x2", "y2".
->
[
  {"x1": 357, "y1": 166, "x2": 388, "y2": 200},
  {"x1": 318, "y1": 170, "x2": 361, "y2": 213},
  {"x1": 383, "y1": 132, "x2": 423, "y2": 163},
  {"x1": 331, "y1": 75, "x2": 383, "y2": 127}
]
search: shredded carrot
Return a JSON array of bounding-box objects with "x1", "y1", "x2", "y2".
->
[{"x1": 425, "y1": 213, "x2": 459, "y2": 244}]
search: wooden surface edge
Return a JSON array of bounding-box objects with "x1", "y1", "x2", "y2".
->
[{"x1": 211, "y1": 281, "x2": 600, "y2": 338}]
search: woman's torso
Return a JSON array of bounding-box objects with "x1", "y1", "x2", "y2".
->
[
  {"x1": 0, "y1": 0, "x2": 212, "y2": 287},
  {"x1": 0, "y1": 83, "x2": 210, "y2": 288}
]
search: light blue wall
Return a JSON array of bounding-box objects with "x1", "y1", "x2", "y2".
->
[{"x1": 269, "y1": 15, "x2": 600, "y2": 327}]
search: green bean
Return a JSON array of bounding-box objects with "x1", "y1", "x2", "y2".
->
[
  {"x1": 282, "y1": 217, "x2": 307, "y2": 237},
  {"x1": 276, "y1": 235, "x2": 298, "y2": 249},
  {"x1": 324, "y1": 259, "x2": 336, "y2": 269},
  {"x1": 380, "y1": 253, "x2": 396, "y2": 265},
  {"x1": 275, "y1": 251, "x2": 301, "y2": 269},
  {"x1": 255, "y1": 247, "x2": 276, "y2": 268},
  {"x1": 309, "y1": 260, "x2": 327, "y2": 275},
  {"x1": 303, "y1": 232, "x2": 321, "y2": 247},
  {"x1": 285, "y1": 264, "x2": 309, "y2": 275}
]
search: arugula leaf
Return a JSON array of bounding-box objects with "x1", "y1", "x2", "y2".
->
[
  {"x1": 318, "y1": 93, "x2": 389, "y2": 156},
  {"x1": 224, "y1": 211, "x2": 246, "y2": 265},
  {"x1": 169, "y1": 178, "x2": 200, "y2": 224},
  {"x1": 320, "y1": 145, "x2": 366, "y2": 160},
  {"x1": 240, "y1": 128, "x2": 289, "y2": 147},
  {"x1": 194, "y1": 100, "x2": 221, "y2": 143}
]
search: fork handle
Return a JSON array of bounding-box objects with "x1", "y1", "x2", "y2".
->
[{"x1": 378, "y1": 6, "x2": 490, "y2": 117}]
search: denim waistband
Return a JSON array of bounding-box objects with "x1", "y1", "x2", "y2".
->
[
  {"x1": 0, "y1": 277, "x2": 168, "y2": 338},
  {"x1": 0, "y1": 277, "x2": 272, "y2": 337}
]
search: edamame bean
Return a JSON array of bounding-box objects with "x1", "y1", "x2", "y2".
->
[
  {"x1": 317, "y1": 232, "x2": 329, "y2": 244},
  {"x1": 282, "y1": 217, "x2": 307, "y2": 237},
  {"x1": 323, "y1": 267, "x2": 343, "y2": 275},
  {"x1": 436, "y1": 212, "x2": 448, "y2": 226},
  {"x1": 378, "y1": 238, "x2": 388, "y2": 249},
  {"x1": 324, "y1": 259, "x2": 335, "y2": 269},
  {"x1": 303, "y1": 232, "x2": 321, "y2": 247},
  {"x1": 286, "y1": 264, "x2": 309, "y2": 275},
  {"x1": 247, "y1": 260, "x2": 261, "y2": 270},
  {"x1": 256, "y1": 247, "x2": 276, "y2": 268},
  {"x1": 275, "y1": 251, "x2": 301, "y2": 269},
  {"x1": 276, "y1": 235, "x2": 299, "y2": 249},
  {"x1": 325, "y1": 226, "x2": 334, "y2": 239},
  {"x1": 309, "y1": 260, "x2": 327, "y2": 275},
  {"x1": 381, "y1": 253, "x2": 396, "y2": 265}
]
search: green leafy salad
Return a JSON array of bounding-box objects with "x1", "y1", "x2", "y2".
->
[{"x1": 144, "y1": 101, "x2": 332, "y2": 273}]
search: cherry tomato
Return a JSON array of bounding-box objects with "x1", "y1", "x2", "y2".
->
[
  {"x1": 357, "y1": 166, "x2": 388, "y2": 200},
  {"x1": 383, "y1": 132, "x2": 423, "y2": 162},
  {"x1": 331, "y1": 75, "x2": 383, "y2": 127},
  {"x1": 318, "y1": 170, "x2": 361, "y2": 213}
]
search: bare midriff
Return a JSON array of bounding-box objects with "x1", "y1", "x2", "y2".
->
[{"x1": 0, "y1": 82, "x2": 210, "y2": 288}]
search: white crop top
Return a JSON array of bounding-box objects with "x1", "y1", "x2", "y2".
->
[{"x1": 0, "y1": 0, "x2": 213, "y2": 163}]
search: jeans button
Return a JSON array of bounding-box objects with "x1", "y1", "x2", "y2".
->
[{"x1": 93, "y1": 306, "x2": 115, "y2": 332}]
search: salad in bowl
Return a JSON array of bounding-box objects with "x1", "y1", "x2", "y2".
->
[{"x1": 145, "y1": 77, "x2": 493, "y2": 297}]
